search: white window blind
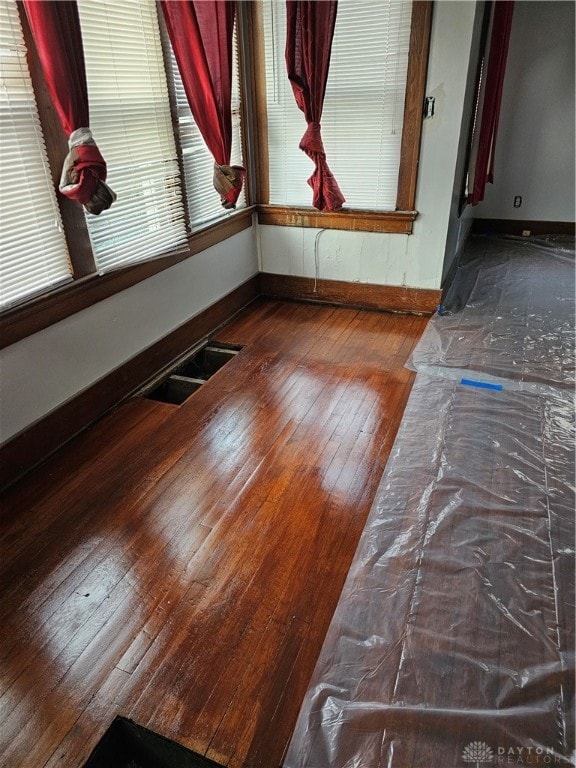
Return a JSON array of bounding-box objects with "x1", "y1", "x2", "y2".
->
[
  {"x1": 0, "y1": 0, "x2": 72, "y2": 310},
  {"x1": 263, "y1": 0, "x2": 412, "y2": 210},
  {"x1": 77, "y1": 0, "x2": 187, "y2": 273},
  {"x1": 166, "y1": 23, "x2": 245, "y2": 231}
]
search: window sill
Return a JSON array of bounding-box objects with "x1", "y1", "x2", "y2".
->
[
  {"x1": 0, "y1": 207, "x2": 254, "y2": 350},
  {"x1": 256, "y1": 205, "x2": 417, "y2": 234}
]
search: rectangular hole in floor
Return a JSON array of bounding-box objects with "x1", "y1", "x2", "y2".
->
[
  {"x1": 82, "y1": 717, "x2": 225, "y2": 768},
  {"x1": 145, "y1": 342, "x2": 242, "y2": 406}
]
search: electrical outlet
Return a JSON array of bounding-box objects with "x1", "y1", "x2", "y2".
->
[
  {"x1": 423, "y1": 96, "x2": 435, "y2": 118},
  {"x1": 513, "y1": 196, "x2": 522, "y2": 208},
  {"x1": 522, "y1": 230, "x2": 531, "y2": 237}
]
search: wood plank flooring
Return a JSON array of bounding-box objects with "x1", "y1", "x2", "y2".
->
[{"x1": 0, "y1": 299, "x2": 428, "y2": 768}]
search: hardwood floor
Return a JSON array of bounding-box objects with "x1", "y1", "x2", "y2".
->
[{"x1": 0, "y1": 299, "x2": 428, "y2": 768}]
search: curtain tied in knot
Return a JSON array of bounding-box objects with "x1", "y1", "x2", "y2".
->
[
  {"x1": 59, "y1": 128, "x2": 116, "y2": 215},
  {"x1": 299, "y1": 122, "x2": 325, "y2": 156},
  {"x1": 213, "y1": 163, "x2": 246, "y2": 209},
  {"x1": 298, "y1": 121, "x2": 344, "y2": 212},
  {"x1": 286, "y1": 0, "x2": 344, "y2": 211}
]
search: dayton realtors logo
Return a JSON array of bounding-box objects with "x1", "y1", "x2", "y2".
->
[
  {"x1": 462, "y1": 742, "x2": 494, "y2": 766},
  {"x1": 462, "y1": 742, "x2": 563, "y2": 766}
]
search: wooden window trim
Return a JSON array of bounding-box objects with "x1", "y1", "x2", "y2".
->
[
  {"x1": 396, "y1": 0, "x2": 433, "y2": 212},
  {"x1": 0, "y1": 208, "x2": 254, "y2": 350},
  {"x1": 254, "y1": 0, "x2": 432, "y2": 233},
  {"x1": 257, "y1": 205, "x2": 416, "y2": 234},
  {"x1": 241, "y1": 0, "x2": 270, "y2": 205}
]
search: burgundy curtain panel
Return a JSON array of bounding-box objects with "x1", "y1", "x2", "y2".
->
[
  {"x1": 161, "y1": 0, "x2": 245, "y2": 209},
  {"x1": 285, "y1": 0, "x2": 345, "y2": 212},
  {"x1": 23, "y1": 0, "x2": 115, "y2": 214},
  {"x1": 468, "y1": 0, "x2": 515, "y2": 206}
]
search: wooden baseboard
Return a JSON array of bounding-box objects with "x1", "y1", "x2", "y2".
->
[
  {"x1": 472, "y1": 218, "x2": 575, "y2": 236},
  {"x1": 0, "y1": 274, "x2": 261, "y2": 491},
  {"x1": 260, "y1": 273, "x2": 440, "y2": 315}
]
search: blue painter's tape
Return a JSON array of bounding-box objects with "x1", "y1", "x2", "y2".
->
[{"x1": 460, "y1": 378, "x2": 503, "y2": 391}]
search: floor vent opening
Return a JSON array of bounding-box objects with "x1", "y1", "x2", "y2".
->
[
  {"x1": 82, "y1": 716, "x2": 225, "y2": 768},
  {"x1": 144, "y1": 342, "x2": 242, "y2": 406}
]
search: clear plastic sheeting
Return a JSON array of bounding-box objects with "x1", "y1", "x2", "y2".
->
[
  {"x1": 285, "y1": 236, "x2": 575, "y2": 768},
  {"x1": 409, "y1": 236, "x2": 575, "y2": 393}
]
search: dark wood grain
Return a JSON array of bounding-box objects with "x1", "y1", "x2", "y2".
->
[
  {"x1": 241, "y1": 1, "x2": 269, "y2": 205},
  {"x1": 396, "y1": 1, "x2": 433, "y2": 211},
  {"x1": 0, "y1": 299, "x2": 427, "y2": 768}
]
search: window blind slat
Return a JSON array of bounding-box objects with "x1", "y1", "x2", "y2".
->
[
  {"x1": 0, "y1": 1, "x2": 72, "y2": 310},
  {"x1": 77, "y1": 0, "x2": 187, "y2": 272}
]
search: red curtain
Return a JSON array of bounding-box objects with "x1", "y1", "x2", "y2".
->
[
  {"x1": 23, "y1": 0, "x2": 114, "y2": 214},
  {"x1": 468, "y1": 1, "x2": 515, "y2": 206},
  {"x1": 161, "y1": 0, "x2": 245, "y2": 209},
  {"x1": 285, "y1": 1, "x2": 345, "y2": 212}
]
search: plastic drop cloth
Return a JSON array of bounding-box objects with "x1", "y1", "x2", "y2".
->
[
  {"x1": 409, "y1": 236, "x2": 575, "y2": 394},
  {"x1": 285, "y1": 236, "x2": 575, "y2": 768}
]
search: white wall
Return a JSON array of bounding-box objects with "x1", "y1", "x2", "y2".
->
[
  {"x1": 259, "y1": 0, "x2": 479, "y2": 291},
  {"x1": 0, "y1": 225, "x2": 258, "y2": 444},
  {"x1": 475, "y1": 1, "x2": 575, "y2": 222}
]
